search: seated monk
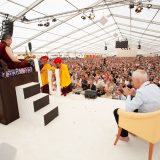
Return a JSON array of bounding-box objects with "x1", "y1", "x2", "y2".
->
[{"x1": 0, "y1": 34, "x2": 29, "y2": 69}]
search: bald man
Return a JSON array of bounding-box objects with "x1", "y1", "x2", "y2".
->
[{"x1": 113, "y1": 69, "x2": 160, "y2": 142}]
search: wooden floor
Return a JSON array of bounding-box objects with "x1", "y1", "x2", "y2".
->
[{"x1": 0, "y1": 94, "x2": 160, "y2": 160}]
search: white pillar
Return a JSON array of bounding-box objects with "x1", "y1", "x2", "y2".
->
[
  {"x1": 34, "y1": 58, "x2": 42, "y2": 87},
  {"x1": 55, "y1": 69, "x2": 61, "y2": 96}
]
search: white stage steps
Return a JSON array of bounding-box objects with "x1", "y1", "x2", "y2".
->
[{"x1": 16, "y1": 82, "x2": 58, "y2": 126}]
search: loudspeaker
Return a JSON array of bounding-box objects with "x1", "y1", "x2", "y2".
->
[
  {"x1": 1, "y1": 20, "x2": 14, "y2": 36},
  {"x1": 28, "y1": 42, "x2": 32, "y2": 52},
  {"x1": 85, "y1": 89, "x2": 97, "y2": 99},
  {"x1": 138, "y1": 44, "x2": 141, "y2": 49}
]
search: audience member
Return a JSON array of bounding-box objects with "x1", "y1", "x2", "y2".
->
[{"x1": 113, "y1": 69, "x2": 160, "y2": 142}]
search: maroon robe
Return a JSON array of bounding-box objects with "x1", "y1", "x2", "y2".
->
[{"x1": 0, "y1": 41, "x2": 29, "y2": 69}]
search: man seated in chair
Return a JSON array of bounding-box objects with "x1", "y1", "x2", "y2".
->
[
  {"x1": 0, "y1": 34, "x2": 30, "y2": 69},
  {"x1": 113, "y1": 69, "x2": 160, "y2": 142}
]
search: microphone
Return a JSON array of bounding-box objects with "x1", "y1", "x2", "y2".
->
[{"x1": 28, "y1": 42, "x2": 32, "y2": 52}]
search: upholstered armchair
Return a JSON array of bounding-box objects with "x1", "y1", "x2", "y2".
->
[{"x1": 114, "y1": 108, "x2": 160, "y2": 160}]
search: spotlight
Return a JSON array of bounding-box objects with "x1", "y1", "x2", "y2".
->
[
  {"x1": 52, "y1": 18, "x2": 57, "y2": 22},
  {"x1": 135, "y1": 4, "x2": 143, "y2": 13},
  {"x1": 147, "y1": 4, "x2": 152, "y2": 9},
  {"x1": 88, "y1": 13, "x2": 95, "y2": 20},
  {"x1": 88, "y1": 8, "x2": 95, "y2": 20},
  {"x1": 38, "y1": 22, "x2": 43, "y2": 26},
  {"x1": 44, "y1": 21, "x2": 50, "y2": 27},
  {"x1": 81, "y1": 15, "x2": 86, "y2": 20}
]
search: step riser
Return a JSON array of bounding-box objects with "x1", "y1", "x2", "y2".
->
[
  {"x1": 44, "y1": 106, "x2": 59, "y2": 126},
  {"x1": 33, "y1": 95, "x2": 49, "y2": 112},
  {"x1": 23, "y1": 84, "x2": 40, "y2": 99}
]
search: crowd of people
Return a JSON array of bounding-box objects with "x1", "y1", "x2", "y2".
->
[
  {"x1": 0, "y1": 34, "x2": 159, "y2": 99},
  {"x1": 60, "y1": 56, "x2": 160, "y2": 99}
]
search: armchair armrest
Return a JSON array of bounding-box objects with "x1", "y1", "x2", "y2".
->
[
  {"x1": 118, "y1": 108, "x2": 160, "y2": 143},
  {"x1": 118, "y1": 108, "x2": 160, "y2": 119}
]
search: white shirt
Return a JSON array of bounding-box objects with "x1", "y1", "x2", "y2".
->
[{"x1": 125, "y1": 81, "x2": 160, "y2": 112}]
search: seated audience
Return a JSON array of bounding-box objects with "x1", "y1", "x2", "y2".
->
[{"x1": 87, "y1": 77, "x2": 96, "y2": 91}]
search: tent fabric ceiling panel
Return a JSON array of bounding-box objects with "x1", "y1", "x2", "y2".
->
[
  {"x1": 1, "y1": 0, "x2": 160, "y2": 55},
  {"x1": 9, "y1": 0, "x2": 37, "y2": 7},
  {"x1": 148, "y1": 24, "x2": 160, "y2": 31},
  {"x1": 0, "y1": 2, "x2": 24, "y2": 16},
  {"x1": 83, "y1": 25, "x2": 101, "y2": 33},
  {"x1": 32, "y1": 0, "x2": 75, "y2": 15},
  {"x1": 68, "y1": 0, "x2": 98, "y2": 8},
  {"x1": 35, "y1": 33, "x2": 62, "y2": 42},
  {"x1": 13, "y1": 27, "x2": 40, "y2": 39},
  {"x1": 49, "y1": 23, "x2": 78, "y2": 35},
  {"x1": 55, "y1": 37, "x2": 76, "y2": 44},
  {"x1": 68, "y1": 31, "x2": 88, "y2": 39}
]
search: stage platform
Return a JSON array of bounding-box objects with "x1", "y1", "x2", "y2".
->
[{"x1": 0, "y1": 94, "x2": 160, "y2": 160}]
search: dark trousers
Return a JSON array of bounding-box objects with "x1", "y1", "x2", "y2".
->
[
  {"x1": 61, "y1": 83, "x2": 72, "y2": 94},
  {"x1": 41, "y1": 84, "x2": 49, "y2": 94},
  {"x1": 113, "y1": 108, "x2": 138, "y2": 137}
]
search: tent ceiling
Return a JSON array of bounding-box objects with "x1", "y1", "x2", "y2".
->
[{"x1": 0, "y1": 0, "x2": 160, "y2": 55}]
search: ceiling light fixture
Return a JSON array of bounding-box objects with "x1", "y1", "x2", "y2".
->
[
  {"x1": 52, "y1": 18, "x2": 57, "y2": 22},
  {"x1": 88, "y1": 8, "x2": 95, "y2": 20},
  {"x1": 44, "y1": 21, "x2": 50, "y2": 27},
  {"x1": 135, "y1": 3, "x2": 143, "y2": 13},
  {"x1": 81, "y1": 15, "x2": 86, "y2": 20},
  {"x1": 147, "y1": 3, "x2": 152, "y2": 9},
  {"x1": 38, "y1": 21, "x2": 43, "y2": 26}
]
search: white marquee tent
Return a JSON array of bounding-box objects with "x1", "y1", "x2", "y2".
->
[{"x1": 0, "y1": 0, "x2": 160, "y2": 57}]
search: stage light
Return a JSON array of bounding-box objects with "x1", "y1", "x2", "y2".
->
[
  {"x1": 81, "y1": 15, "x2": 86, "y2": 20},
  {"x1": 135, "y1": 4, "x2": 143, "y2": 13},
  {"x1": 52, "y1": 18, "x2": 57, "y2": 22},
  {"x1": 44, "y1": 21, "x2": 50, "y2": 27},
  {"x1": 147, "y1": 4, "x2": 152, "y2": 9},
  {"x1": 38, "y1": 22, "x2": 43, "y2": 26},
  {"x1": 88, "y1": 8, "x2": 95, "y2": 20},
  {"x1": 88, "y1": 13, "x2": 95, "y2": 20}
]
